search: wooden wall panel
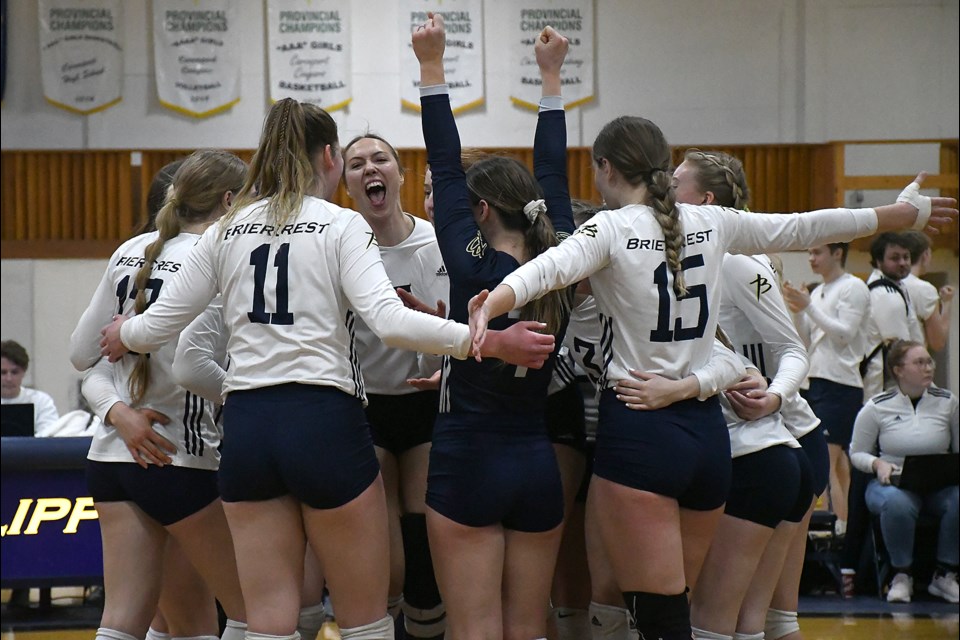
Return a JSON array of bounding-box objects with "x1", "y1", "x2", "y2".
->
[{"x1": 2, "y1": 142, "x2": 957, "y2": 258}]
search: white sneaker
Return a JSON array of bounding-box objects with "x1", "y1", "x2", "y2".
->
[
  {"x1": 887, "y1": 573, "x2": 913, "y2": 603},
  {"x1": 928, "y1": 571, "x2": 960, "y2": 603}
]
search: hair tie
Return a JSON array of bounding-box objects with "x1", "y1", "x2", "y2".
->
[{"x1": 524, "y1": 199, "x2": 547, "y2": 223}]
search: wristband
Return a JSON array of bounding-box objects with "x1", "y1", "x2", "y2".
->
[{"x1": 897, "y1": 180, "x2": 932, "y2": 230}]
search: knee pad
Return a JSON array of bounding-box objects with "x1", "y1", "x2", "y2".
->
[
  {"x1": 340, "y1": 615, "x2": 394, "y2": 640},
  {"x1": 221, "y1": 619, "x2": 247, "y2": 640},
  {"x1": 764, "y1": 608, "x2": 799, "y2": 640},
  {"x1": 733, "y1": 633, "x2": 764, "y2": 640},
  {"x1": 623, "y1": 591, "x2": 690, "y2": 640},
  {"x1": 96, "y1": 630, "x2": 139, "y2": 640},
  {"x1": 400, "y1": 513, "x2": 442, "y2": 609},
  {"x1": 298, "y1": 603, "x2": 327, "y2": 640},
  {"x1": 691, "y1": 627, "x2": 732, "y2": 640},
  {"x1": 169, "y1": 636, "x2": 217, "y2": 640},
  {"x1": 145, "y1": 629, "x2": 171, "y2": 640},
  {"x1": 551, "y1": 607, "x2": 590, "y2": 640},
  {"x1": 588, "y1": 601, "x2": 633, "y2": 638},
  {"x1": 401, "y1": 601, "x2": 445, "y2": 639}
]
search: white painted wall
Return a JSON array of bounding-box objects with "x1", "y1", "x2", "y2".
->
[{"x1": 2, "y1": 0, "x2": 959, "y2": 411}]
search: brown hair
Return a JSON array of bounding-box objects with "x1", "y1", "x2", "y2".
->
[
  {"x1": 342, "y1": 133, "x2": 404, "y2": 177},
  {"x1": 128, "y1": 150, "x2": 246, "y2": 406},
  {"x1": 137, "y1": 159, "x2": 186, "y2": 234},
  {"x1": 226, "y1": 98, "x2": 339, "y2": 230},
  {"x1": 466, "y1": 156, "x2": 569, "y2": 336},
  {"x1": 900, "y1": 230, "x2": 931, "y2": 266},
  {"x1": 682, "y1": 149, "x2": 750, "y2": 210},
  {"x1": 1, "y1": 340, "x2": 30, "y2": 370},
  {"x1": 593, "y1": 116, "x2": 686, "y2": 296}
]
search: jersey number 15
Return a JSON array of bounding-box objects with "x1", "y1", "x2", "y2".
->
[{"x1": 650, "y1": 255, "x2": 709, "y2": 342}]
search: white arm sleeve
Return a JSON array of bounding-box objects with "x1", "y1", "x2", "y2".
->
[
  {"x1": 172, "y1": 301, "x2": 228, "y2": 404},
  {"x1": 339, "y1": 216, "x2": 471, "y2": 358},
  {"x1": 692, "y1": 340, "x2": 747, "y2": 400},
  {"x1": 503, "y1": 219, "x2": 613, "y2": 308},
  {"x1": 81, "y1": 357, "x2": 123, "y2": 424},
  {"x1": 803, "y1": 282, "x2": 870, "y2": 347},
  {"x1": 121, "y1": 228, "x2": 221, "y2": 353},
  {"x1": 721, "y1": 207, "x2": 878, "y2": 255},
  {"x1": 849, "y1": 403, "x2": 881, "y2": 474},
  {"x1": 70, "y1": 246, "x2": 125, "y2": 371}
]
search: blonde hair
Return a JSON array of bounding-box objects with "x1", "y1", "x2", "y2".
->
[
  {"x1": 128, "y1": 150, "x2": 246, "y2": 406},
  {"x1": 226, "y1": 98, "x2": 339, "y2": 230}
]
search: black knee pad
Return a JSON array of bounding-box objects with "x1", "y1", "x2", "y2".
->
[
  {"x1": 401, "y1": 513, "x2": 441, "y2": 608},
  {"x1": 623, "y1": 590, "x2": 691, "y2": 640}
]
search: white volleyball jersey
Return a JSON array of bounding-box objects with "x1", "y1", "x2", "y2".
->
[
  {"x1": 70, "y1": 231, "x2": 221, "y2": 469},
  {"x1": 410, "y1": 239, "x2": 450, "y2": 378},
  {"x1": 172, "y1": 300, "x2": 229, "y2": 405},
  {"x1": 502, "y1": 204, "x2": 877, "y2": 389},
  {"x1": 718, "y1": 253, "x2": 819, "y2": 437},
  {"x1": 354, "y1": 216, "x2": 444, "y2": 394},
  {"x1": 720, "y1": 352, "x2": 800, "y2": 458},
  {"x1": 793, "y1": 272, "x2": 871, "y2": 388},
  {"x1": 850, "y1": 385, "x2": 958, "y2": 474},
  {"x1": 119, "y1": 197, "x2": 472, "y2": 399}
]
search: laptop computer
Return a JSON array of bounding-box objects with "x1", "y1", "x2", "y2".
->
[
  {"x1": 891, "y1": 453, "x2": 959, "y2": 493},
  {"x1": 1, "y1": 403, "x2": 35, "y2": 437}
]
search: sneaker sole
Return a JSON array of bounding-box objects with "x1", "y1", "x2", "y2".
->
[{"x1": 928, "y1": 583, "x2": 960, "y2": 604}]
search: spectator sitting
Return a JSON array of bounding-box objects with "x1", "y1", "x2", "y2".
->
[
  {"x1": 849, "y1": 339, "x2": 959, "y2": 604},
  {"x1": 1, "y1": 339, "x2": 59, "y2": 436}
]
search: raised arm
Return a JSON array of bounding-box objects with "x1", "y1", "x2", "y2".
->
[{"x1": 533, "y1": 27, "x2": 573, "y2": 237}]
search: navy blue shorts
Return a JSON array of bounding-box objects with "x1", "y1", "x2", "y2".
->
[
  {"x1": 86, "y1": 460, "x2": 219, "y2": 526},
  {"x1": 219, "y1": 383, "x2": 380, "y2": 509},
  {"x1": 427, "y1": 414, "x2": 563, "y2": 532},
  {"x1": 798, "y1": 424, "x2": 830, "y2": 497},
  {"x1": 786, "y1": 446, "x2": 816, "y2": 522},
  {"x1": 367, "y1": 391, "x2": 439, "y2": 455},
  {"x1": 546, "y1": 383, "x2": 587, "y2": 450},
  {"x1": 594, "y1": 392, "x2": 730, "y2": 511},
  {"x1": 803, "y1": 378, "x2": 862, "y2": 448},
  {"x1": 726, "y1": 445, "x2": 805, "y2": 528}
]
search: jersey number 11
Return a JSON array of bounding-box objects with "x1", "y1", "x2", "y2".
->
[{"x1": 248, "y1": 243, "x2": 294, "y2": 325}]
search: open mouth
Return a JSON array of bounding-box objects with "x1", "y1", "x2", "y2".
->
[{"x1": 365, "y1": 180, "x2": 387, "y2": 207}]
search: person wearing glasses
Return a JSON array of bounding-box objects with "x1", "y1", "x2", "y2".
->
[{"x1": 849, "y1": 339, "x2": 959, "y2": 604}]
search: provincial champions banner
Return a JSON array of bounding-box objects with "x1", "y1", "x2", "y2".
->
[
  {"x1": 399, "y1": 0, "x2": 483, "y2": 114},
  {"x1": 509, "y1": 0, "x2": 594, "y2": 111},
  {"x1": 38, "y1": 0, "x2": 123, "y2": 114},
  {"x1": 153, "y1": 0, "x2": 240, "y2": 118},
  {"x1": 266, "y1": 0, "x2": 350, "y2": 110}
]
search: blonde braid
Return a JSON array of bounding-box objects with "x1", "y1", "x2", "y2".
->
[{"x1": 647, "y1": 168, "x2": 686, "y2": 296}]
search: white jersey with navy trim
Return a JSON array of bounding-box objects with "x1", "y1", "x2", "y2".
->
[
  {"x1": 502, "y1": 204, "x2": 877, "y2": 388},
  {"x1": 118, "y1": 198, "x2": 473, "y2": 400},
  {"x1": 718, "y1": 253, "x2": 819, "y2": 437},
  {"x1": 850, "y1": 385, "x2": 959, "y2": 473},
  {"x1": 792, "y1": 272, "x2": 870, "y2": 388},
  {"x1": 410, "y1": 240, "x2": 450, "y2": 378},
  {"x1": 70, "y1": 231, "x2": 221, "y2": 469},
  {"x1": 354, "y1": 216, "x2": 445, "y2": 395}
]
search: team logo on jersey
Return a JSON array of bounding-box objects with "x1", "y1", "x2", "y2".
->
[
  {"x1": 365, "y1": 232, "x2": 379, "y2": 249},
  {"x1": 466, "y1": 231, "x2": 487, "y2": 258},
  {"x1": 436, "y1": 265, "x2": 448, "y2": 277},
  {"x1": 577, "y1": 223, "x2": 598, "y2": 238},
  {"x1": 750, "y1": 273, "x2": 772, "y2": 300}
]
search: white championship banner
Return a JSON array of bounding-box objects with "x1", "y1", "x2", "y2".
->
[
  {"x1": 266, "y1": 0, "x2": 350, "y2": 110},
  {"x1": 509, "y1": 0, "x2": 594, "y2": 111},
  {"x1": 399, "y1": 0, "x2": 483, "y2": 114},
  {"x1": 153, "y1": 0, "x2": 240, "y2": 118},
  {"x1": 38, "y1": 0, "x2": 123, "y2": 114}
]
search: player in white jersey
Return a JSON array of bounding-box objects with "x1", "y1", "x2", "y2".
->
[
  {"x1": 469, "y1": 110, "x2": 956, "y2": 638},
  {"x1": 665, "y1": 149, "x2": 818, "y2": 640},
  {"x1": 69, "y1": 150, "x2": 248, "y2": 640},
  {"x1": 99, "y1": 98, "x2": 553, "y2": 640},
  {"x1": 849, "y1": 340, "x2": 959, "y2": 603},
  {"x1": 900, "y1": 230, "x2": 955, "y2": 352},
  {"x1": 342, "y1": 133, "x2": 448, "y2": 639}
]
